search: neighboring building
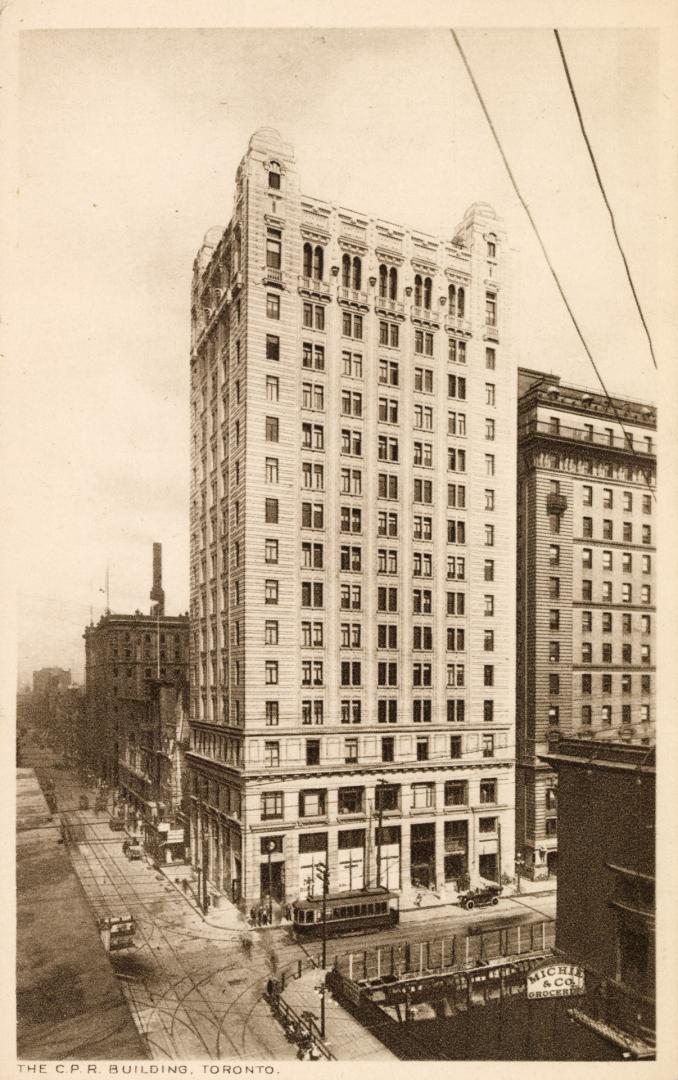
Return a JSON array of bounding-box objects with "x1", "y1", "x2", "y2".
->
[
  {"x1": 53, "y1": 684, "x2": 86, "y2": 766},
  {"x1": 123, "y1": 680, "x2": 191, "y2": 864},
  {"x1": 541, "y1": 737, "x2": 655, "y2": 1058},
  {"x1": 32, "y1": 667, "x2": 71, "y2": 696},
  {"x1": 188, "y1": 127, "x2": 517, "y2": 907},
  {"x1": 516, "y1": 371, "x2": 656, "y2": 880},
  {"x1": 84, "y1": 543, "x2": 189, "y2": 787}
]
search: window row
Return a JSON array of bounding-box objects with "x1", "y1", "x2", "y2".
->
[{"x1": 260, "y1": 775, "x2": 499, "y2": 820}]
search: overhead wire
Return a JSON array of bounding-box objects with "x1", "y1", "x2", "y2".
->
[
  {"x1": 449, "y1": 29, "x2": 657, "y2": 502},
  {"x1": 553, "y1": 28, "x2": 657, "y2": 371}
]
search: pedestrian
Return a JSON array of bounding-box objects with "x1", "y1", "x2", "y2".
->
[
  {"x1": 285, "y1": 903, "x2": 292, "y2": 921},
  {"x1": 414, "y1": 892, "x2": 423, "y2": 908},
  {"x1": 250, "y1": 906, "x2": 256, "y2": 924},
  {"x1": 256, "y1": 908, "x2": 262, "y2": 926},
  {"x1": 261, "y1": 909, "x2": 269, "y2": 926}
]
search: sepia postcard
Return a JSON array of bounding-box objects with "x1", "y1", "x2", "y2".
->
[{"x1": 1, "y1": 2, "x2": 677, "y2": 1079}]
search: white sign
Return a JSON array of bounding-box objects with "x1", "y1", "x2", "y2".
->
[{"x1": 526, "y1": 962, "x2": 586, "y2": 999}]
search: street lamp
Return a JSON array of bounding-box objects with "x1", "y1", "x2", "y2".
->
[{"x1": 265, "y1": 839, "x2": 276, "y2": 923}]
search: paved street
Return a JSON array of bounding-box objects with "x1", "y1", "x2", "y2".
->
[
  {"x1": 60, "y1": 808, "x2": 302, "y2": 1060},
  {"x1": 19, "y1": 728, "x2": 558, "y2": 1062}
]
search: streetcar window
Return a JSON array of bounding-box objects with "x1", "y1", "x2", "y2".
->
[
  {"x1": 367, "y1": 904, "x2": 374, "y2": 914},
  {"x1": 306, "y1": 911, "x2": 314, "y2": 924}
]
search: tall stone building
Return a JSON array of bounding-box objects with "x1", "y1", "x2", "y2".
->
[
  {"x1": 188, "y1": 128, "x2": 517, "y2": 906},
  {"x1": 84, "y1": 544, "x2": 189, "y2": 787},
  {"x1": 516, "y1": 371, "x2": 656, "y2": 880}
]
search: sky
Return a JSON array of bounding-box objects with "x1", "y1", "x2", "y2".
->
[{"x1": 7, "y1": 24, "x2": 667, "y2": 685}]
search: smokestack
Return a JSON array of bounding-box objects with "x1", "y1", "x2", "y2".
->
[{"x1": 150, "y1": 542, "x2": 165, "y2": 616}]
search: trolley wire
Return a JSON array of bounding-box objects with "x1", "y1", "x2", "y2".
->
[
  {"x1": 450, "y1": 29, "x2": 657, "y2": 503},
  {"x1": 553, "y1": 28, "x2": 657, "y2": 370}
]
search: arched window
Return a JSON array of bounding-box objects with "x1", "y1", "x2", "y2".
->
[
  {"x1": 457, "y1": 287, "x2": 465, "y2": 319},
  {"x1": 423, "y1": 277, "x2": 432, "y2": 310},
  {"x1": 268, "y1": 161, "x2": 281, "y2": 190},
  {"x1": 352, "y1": 257, "x2": 362, "y2": 290},
  {"x1": 379, "y1": 264, "x2": 388, "y2": 298},
  {"x1": 313, "y1": 246, "x2": 324, "y2": 281},
  {"x1": 448, "y1": 283, "x2": 456, "y2": 311},
  {"x1": 303, "y1": 243, "x2": 313, "y2": 278},
  {"x1": 233, "y1": 227, "x2": 241, "y2": 273},
  {"x1": 389, "y1": 266, "x2": 398, "y2": 300},
  {"x1": 342, "y1": 254, "x2": 351, "y2": 288},
  {"x1": 414, "y1": 275, "x2": 423, "y2": 307},
  {"x1": 487, "y1": 235, "x2": 497, "y2": 258}
]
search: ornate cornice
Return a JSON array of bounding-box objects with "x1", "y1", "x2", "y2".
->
[
  {"x1": 338, "y1": 236, "x2": 369, "y2": 256},
  {"x1": 300, "y1": 226, "x2": 331, "y2": 245}
]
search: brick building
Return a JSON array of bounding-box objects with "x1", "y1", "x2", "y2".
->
[
  {"x1": 541, "y1": 736, "x2": 655, "y2": 1057},
  {"x1": 84, "y1": 544, "x2": 189, "y2": 789},
  {"x1": 188, "y1": 128, "x2": 517, "y2": 906},
  {"x1": 516, "y1": 371, "x2": 656, "y2": 879}
]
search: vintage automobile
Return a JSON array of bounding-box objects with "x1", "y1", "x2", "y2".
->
[
  {"x1": 109, "y1": 815, "x2": 125, "y2": 831},
  {"x1": 123, "y1": 839, "x2": 142, "y2": 860},
  {"x1": 458, "y1": 884, "x2": 502, "y2": 910},
  {"x1": 78, "y1": 795, "x2": 89, "y2": 811}
]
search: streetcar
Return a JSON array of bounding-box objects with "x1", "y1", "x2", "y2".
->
[
  {"x1": 291, "y1": 887, "x2": 399, "y2": 939},
  {"x1": 97, "y1": 914, "x2": 136, "y2": 952}
]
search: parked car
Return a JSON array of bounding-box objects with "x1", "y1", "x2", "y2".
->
[
  {"x1": 78, "y1": 795, "x2": 89, "y2": 811},
  {"x1": 109, "y1": 816, "x2": 125, "y2": 831},
  {"x1": 125, "y1": 840, "x2": 142, "y2": 861},
  {"x1": 458, "y1": 884, "x2": 502, "y2": 911}
]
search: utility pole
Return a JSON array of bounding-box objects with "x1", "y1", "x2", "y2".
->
[
  {"x1": 315, "y1": 861, "x2": 329, "y2": 1039},
  {"x1": 266, "y1": 839, "x2": 276, "y2": 922},
  {"x1": 497, "y1": 819, "x2": 502, "y2": 887},
  {"x1": 375, "y1": 779, "x2": 387, "y2": 890},
  {"x1": 201, "y1": 823, "x2": 209, "y2": 913}
]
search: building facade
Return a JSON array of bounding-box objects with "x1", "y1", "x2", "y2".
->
[
  {"x1": 84, "y1": 544, "x2": 189, "y2": 788},
  {"x1": 122, "y1": 680, "x2": 191, "y2": 864},
  {"x1": 516, "y1": 371, "x2": 656, "y2": 879},
  {"x1": 542, "y1": 737, "x2": 655, "y2": 1057},
  {"x1": 32, "y1": 667, "x2": 71, "y2": 696},
  {"x1": 188, "y1": 128, "x2": 517, "y2": 907}
]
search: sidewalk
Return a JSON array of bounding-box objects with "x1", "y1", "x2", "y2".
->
[
  {"x1": 153, "y1": 861, "x2": 249, "y2": 932},
  {"x1": 398, "y1": 875, "x2": 557, "y2": 919},
  {"x1": 279, "y1": 968, "x2": 396, "y2": 1061}
]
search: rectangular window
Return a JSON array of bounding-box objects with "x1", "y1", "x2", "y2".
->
[
  {"x1": 480, "y1": 779, "x2": 497, "y2": 804},
  {"x1": 266, "y1": 335, "x2": 280, "y2": 361},
  {"x1": 261, "y1": 792, "x2": 283, "y2": 819},
  {"x1": 265, "y1": 498, "x2": 279, "y2": 524},
  {"x1": 266, "y1": 293, "x2": 280, "y2": 320},
  {"x1": 299, "y1": 788, "x2": 326, "y2": 816},
  {"x1": 265, "y1": 701, "x2": 279, "y2": 726},
  {"x1": 264, "y1": 740, "x2": 280, "y2": 767}
]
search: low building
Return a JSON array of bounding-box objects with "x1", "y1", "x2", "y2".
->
[
  {"x1": 541, "y1": 736, "x2": 655, "y2": 1058},
  {"x1": 122, "y1": 679, "x2": 191, "y2": 864}
]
